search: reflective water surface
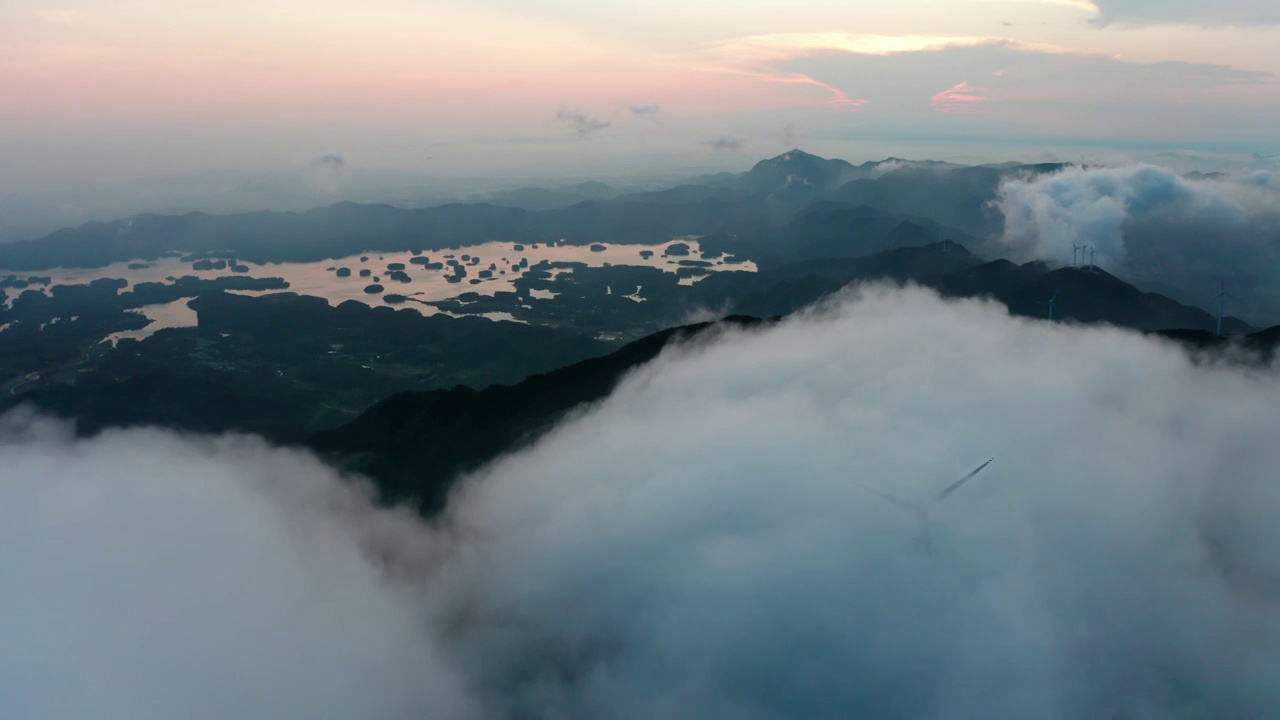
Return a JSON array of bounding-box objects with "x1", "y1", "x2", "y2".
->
[{"x1": 2, "y1": 239, "x2": 755, "y2": 341}]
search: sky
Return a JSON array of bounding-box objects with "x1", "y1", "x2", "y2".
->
[
  {"x1": 2, "y1": 0, "x2": 1279, "y2": 194},
  {"x1": 6, "y1": 285, "x2": 1280, "y2": 718}
]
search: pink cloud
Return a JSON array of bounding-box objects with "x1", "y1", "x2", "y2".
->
[
  {"x1": 682, "y1": 64, "x2": 869, "y2": 111},
  {"x1": 756, "y1": 70, "x2": 869, "y2": 110},
  {"x1": 931, "y1": 82, "x2": 991, "y2": 113}
]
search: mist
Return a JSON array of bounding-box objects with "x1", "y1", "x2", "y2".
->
[
  {"x1": 0, "y1": 410, "x2": 475, "y2": 719},
  {"x1": 6, "y1": 285, "x2": 1280, "y2": 718},
  {"x1": 996, "y1": 165, "x2": 1280, "y2": 321}
]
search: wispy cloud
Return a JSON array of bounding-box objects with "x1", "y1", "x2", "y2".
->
[
  {"x1": 931, "y1": 82, "x2": 991, "y2": 113},
  {"x1": 555, "y1": 108, "x2": 611, "y2": 138},
  {"x1": 754, "y1": 70, "x2": 869, "y2": 109},
  {"x1": 702, "y1": 135, "x2": 745, "y2": 151},
  {"x1": 624, "y1": 103, "x2": 661, "y2": 118},
  {"x1": 781, "y1": 122, "x2": 805, "y2": 149},
  {"x1": 674, "y1": 34, "x2": 1063, "y2": 112},
  {"x1": 309, "y1": 153, "x2": 345, "y2": 170},
  {"x1": 305, "y1": 153, "x2": 346, "y2": 195},
  {"x1": 702, "y1": 32, "x2": 1058, "y2": 61},
  {"x1": 676, "y1": 57, "x2": 870, "y2": 110},
  {"x1": 760, "y1": 38, "x2": 1276, "y2": 142}
]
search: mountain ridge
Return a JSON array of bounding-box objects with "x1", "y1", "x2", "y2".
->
[{"x1": 310, "y1": 300, "x2": 1277, "y2": 513}]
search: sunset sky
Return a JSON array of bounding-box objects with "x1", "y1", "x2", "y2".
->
[{"x1": 3, "y1": 0, "x2": 1279, "y2": 191}]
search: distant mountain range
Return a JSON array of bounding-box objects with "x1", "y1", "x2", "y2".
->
[
  {"x1": 484, "y1": 180, "x2": 618, "y2": 211},
  {"x1": 693, "y1": 152, "x2": 964, "y2": 193},
  {"x1": 0, "y1": 150, "x2": 1062, "y2": 274},
  {"x1": 12, "y1": 150, "x2": 1262, "y2": 325},
  {"x1": 2, "y1": 148, "x2": 1275, "y2": 513}
]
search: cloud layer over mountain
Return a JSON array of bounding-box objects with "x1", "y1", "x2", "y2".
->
[
  {"x1": 6, "y1": 286, "x2": 1280, "y2": 719},
  {"x1": 0, "y1": 411, "x2": 474, "y2": 720},
  {"x1": 996, "y1": 164, "x2": 1251, "y2": 266},
  {"x1": 995, "y1": 165, "x2": 1280, "y2": 319}
]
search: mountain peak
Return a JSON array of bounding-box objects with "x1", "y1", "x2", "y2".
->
[
  {"x1": 758, "y1": 149, "x2": 831, "y2": 166},
  {"x1": 741, "y1": 151, "x2": 856, "y2": 194}
]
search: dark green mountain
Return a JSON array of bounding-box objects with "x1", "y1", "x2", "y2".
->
[
  {"x1": 487, "y1": 181, "x2": 617, "y2": 211},
  {"x1": 311, "y1": 297, "x2": 1277, "y2": 515},
  {"x1": 932, "y1": 261, "x2": 1253, "y2": 334},
  {"x1": 698, "y1": 201, "x2": 981, "y2": 268},
  {"x1": 309, "y1": 316, "x2": 769, "y2": 512}
]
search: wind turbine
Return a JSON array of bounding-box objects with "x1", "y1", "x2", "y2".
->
[
  {"x1": 1071, "y1": 243, "x2": 1084, "y2": 268},
  {"x1": 1215, "y1": 277, "x2": 1240, "y2": 337},
  {"x1": 1039, "y1": 287, "x2": 1062, "y2": 321},
  {"x1": 936, "y1": 459, "x2": 997, "y2": 500},
  {"x1": 855, "y1": 459, "x2": 996, "y2": 553}
]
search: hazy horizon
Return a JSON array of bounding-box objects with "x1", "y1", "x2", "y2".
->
[
  {"x1": 4, "y1": 144, "x2": 1279, "y2": 244},
  {"x1": 4, "y1": 0, "x2": 1280, "y2": 229}
]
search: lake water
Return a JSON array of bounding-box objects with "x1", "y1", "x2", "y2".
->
[
  {"x1": 3, "y1": 239, "x2": 755, "y2": 342},
  {"x1": 104, "y1": 298, "x2": 199, "y2": 346}
]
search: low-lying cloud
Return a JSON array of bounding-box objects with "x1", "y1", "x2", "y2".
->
[
  {"x1": 624, "y1": 103, "x2": 661, "y2": 118},
  {"x1": 6, "y1": 285, "x2": 1280, "y2": 718},
  {"x1": 996, "y1": 164, "x2": 1252, "y2": 268},
  {"x1": 780, "y1": 121, "x2": 805, "y2": 149},
  {"x1": 304, "y1": 153, "x2": 346, "y2": 196},
  {"x1": 0, "y1": 410, "x2": 473, "y2": 720},
  {"x1": 994, "y1": 164, "x2": 1280, "y2": 320},
  {"x1": 703, "y1": 135, "x2": 746, "y2": 151},
  {"x1": 309, "y1": 153, "x2": 345, "y2": 170}
]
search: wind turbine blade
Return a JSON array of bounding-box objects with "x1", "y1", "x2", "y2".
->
[
  {"x1": 855, "y1": 483, "x2": 925, "y2": 513},
  {"x1": 936, "y1": 458, "x2": 995, "y2": 501}
]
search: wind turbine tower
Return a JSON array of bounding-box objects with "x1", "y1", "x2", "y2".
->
[
  {"x1": 1215, "y1": 277, "x2": 1239, "y2": 337},
  {"x1": 1041, "y1": 287, "x2": 1062, "y2": 321},
  {"x1": 1071, "y1": 243, "x2": 1084, "y2": 268}
]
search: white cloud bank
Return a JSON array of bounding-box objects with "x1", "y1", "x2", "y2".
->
[
  {"x1": 995, "y1": 164, "x2": 1280, "y2": 273},
  {"x1": 5, "y1": 285, "x2": 1280, "y2": 719},
  {"x1": 994, "y1": 164, "x2": 1280, "y2": 321},
  {"x1": 997, "y1": 164, "x2": 1246, "y2": 266},
  {"x1": 0, "y1": 413, "x2": 475, "y2": 719}
]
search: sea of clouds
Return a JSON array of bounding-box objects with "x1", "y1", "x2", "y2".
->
[{"x1": 4, "y1": 285, "x2": 1280, "y2": 719}]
